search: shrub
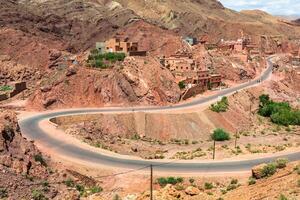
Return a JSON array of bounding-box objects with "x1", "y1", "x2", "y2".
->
[
  {"x1": 189, "y1": 178, "x2": 195, "y2": 184},
  {"x1": 248, "y1": 177, "x2": 256, "y2": 185},
  {"x1": 0, "y1": 188, "x2": 7, "y2": 198},
  {"x1": 32, "y1": 189, "x2": 46, "y2": 200},
  {"x1": 210, "y1": 97, "x2": 229, "y2": 113},
  {"x1": 204, "y1": 182, "x2": 213, "y2": 190},
  {"x1": 64, "y1": 178, "x2": 75, "y2": 187},
  {"x1": 261, "y1": 163, "x2": 277, "y2": 178},
  {"x1": 178, "y1": 81, "x2": 185, "y2": 90},
  {"x1": 275, "y1": 158, "x2": 288, "y2": 169},
  {"x1": 34, "y1": 154, "x2": 47, "y2": 167},
  {"x1": 279, "y1": 194, "x2": 288, "y2": 200},
  {"x1": 157, "y1": 177, "x2": 183, "y2": 187},
  {"x1": 211, "y1": 128, "x2": 230, "y2": 141},
  {"x1": 226, "y1": 184, "x2": 237, "y2": 191},
  {"x1": 0, "y1": 85, "x2": 13, "y2": 92},
  {"x1": 230, "y1": 179, "x2": 238, "y2": 185},
  {"x1": 90, "y1": 186, "x2": 103, "y2": 194},
  {"x1": 76, "y1": 184, "x2": 85, "y2": 196}
]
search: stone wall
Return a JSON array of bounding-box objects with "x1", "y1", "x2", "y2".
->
[{"x1": 181, "y1": 85, "x2": 206, "y2": 100}]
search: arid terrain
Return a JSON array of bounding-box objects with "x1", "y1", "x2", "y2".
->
[{"x1": 0, "y1": 0, "x2": 300, "y2": 199}]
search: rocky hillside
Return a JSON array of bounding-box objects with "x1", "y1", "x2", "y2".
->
[
  {"x1": 2, "y1": 0, "x2": 300, "y2": 52},
  {"x1": 27, "y1": 56, "x2": 181, "y2": 110},
  {"x1": 0, "y1": 110, "x2": 103, "y2": 199}
]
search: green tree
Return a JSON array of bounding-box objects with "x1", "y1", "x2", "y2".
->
[{"x1": 211, "y1": 128, "x2": 230, "y2": 141}]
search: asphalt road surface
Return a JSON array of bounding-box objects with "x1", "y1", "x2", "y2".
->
[{"x1": 19, "y1": 58, "x2": 300, "y2": 173}]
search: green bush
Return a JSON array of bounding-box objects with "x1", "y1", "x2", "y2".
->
[
  {"x1": 178, "y1": 81, "x2": 185, "y2": 90},
  {"x1": 157, "y1": 177, "x2": 183, "y2": 187},
  {"x1": 204, "y1": 182, "x2": 213, "y2": 190},
  {"x1": 275, "y1": 158, "x2": 288, "y2": 169},
  {"x1": 279, "y1": 194, "x2": 288, "y2": 200},
  {"x1": 210, "y1": 97, "x2": 229, "y2": 113},
  {"x1": 32, "y1": 189, "x2": 47, "y2": 200},
  {"x1": 76, "y1": 184, "x2": 85, "y2": 196},
  {"x1": 90, "y1": 186, "x2": 103, "y2": 194},
  {"x1": 34, "y1": 154, "x2": 47, "y2": 167},
  {"x1": 211, "y1": 128, "x2": 230, "y2": 141},
  {"x1": 0, "y1": 188, "x2": 7, "y2": 198},
  {"x1": 64, "y1": 178, "x2": 75, "y2": 187},
  {"x1": 261, "y1": 163, "x2": 277, "y2": 178},
  {"x1": 258, "y1": 94, "x2": 300, "y2": 126},
  {"x1": 230, "y1": 179, "x2": 238, "y2": 185},
  {"x1": 248, "y1": 177, "x2": 256, "y2": 185},
  {"x1": 0, "y1": 85, "x2": 13, "y2": 92}
]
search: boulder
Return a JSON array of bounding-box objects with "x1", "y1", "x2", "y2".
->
[
  {"x1": 66, "y1": 67, "x2": 77, "y2": 77},
  {"x1": 185, "y1": 186, "x2": 200, "y2": 196},
  {"x1": 252, "y1": 163, "x2": 267, "y2": 179}
]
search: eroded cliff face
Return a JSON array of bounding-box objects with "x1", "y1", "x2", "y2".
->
[{"x1": 27, "y1": 56, "x2": 181, "y2": 110}]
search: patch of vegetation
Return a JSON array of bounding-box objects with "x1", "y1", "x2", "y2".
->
[
  {"x1": 89, "y1": 186, "x2": 103, "y2": 194},
  {"x1": 211, "y1": 128, "x2": 230, "y2": 141},
  {"x1": 189, "y1": 178, "x2": 195, "y2": 184},
  {"x1": 34, "y1": 154, "x2": 47, "y2": 167},
  {"x1": 0, "y1": 85, "x2": 13, "y2": 92},
  {"x1": 260, "y1": 162, "x2": 277, "y2": 178},
  {"x1": 210, "y1": 97, "x2": 229, "y2": 113},
  {"x1": 76, "y1": 184, "x2": 85, "y2": 196},
  {"x1": 248, "y1": 177, "x2": 256, "y2": 185},
  {"x1": 131, "y1": 133, "x2": 141, "y2": 140},
  {"x1": 157, "y1": 177, "x2": 184, "y2": 187},
  {"x1": 0, "y1": 188, "x2": 8, "y2": 198},
  {"x1": 178, "y1": 81, "x2": 185, "y2": 90},
  {"x1": 275, "y1": 158, "x2": 288, "y2": 169},
  {"x1": 64, "y1": 178, "x2": 75, "y2": 187},
  {"x1": 87, "y1": 49, "x2": 126, "y2": 69},
  {"x1": 32, "y1": 189, "x2": 47, "y2": 200},
  {"x1": 258, "y1": 94, "x2": 300, "y2": 126},
  {"x1": 279, "y1": 194, "x2": 288, "y2": 200},
  {"x1": 204, "y1": 182, "x2": 213, "y2": 190},
  {"x1": 230, "y1": 179, "x2": 238, "y2": 185}
]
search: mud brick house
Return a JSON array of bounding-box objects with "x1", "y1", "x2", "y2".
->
[
  {"x1": 96, "y1": 37, "x2": 146, "y2": 56},
  {"x1": 209, "y1": 74, "x2": 222, "y2": 88},
  {"x1": 218, "y1": 37, "x2": 251, "y2": 53},
  {"x1": 0, "y1": 81, "x2": 27, "y2": 101},
  {"x1": 163, "y1": 53, "x2": 199, "y2": 76},
  {"x1": 105, "y1": 38, "x2": 138, "y2": 53}
]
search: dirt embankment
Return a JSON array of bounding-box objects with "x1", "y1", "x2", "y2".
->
[{"x1": 0, "y1": 110, "x2": 104, "y2": 199}]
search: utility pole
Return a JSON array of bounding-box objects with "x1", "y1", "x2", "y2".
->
[
  {"x1": 213, "y1": 140, "x2": 216, "y2": 160},
  {"x1": 150, "y1": 164, "x2": 153, "y2": 200},
  {"x1": 235, "y1": 130, "x2": 238, "y2": 149}
]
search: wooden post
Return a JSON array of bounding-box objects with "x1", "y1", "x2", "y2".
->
[
  {"x1": 213, "y1": 140, "x2": 216, "y2": 160},
  {"x1": 235, "y1": 130, "x2": 238, "y2": 149},
  {"x1": 150, "y1": 164, "x2": 153, "y2": 200}
]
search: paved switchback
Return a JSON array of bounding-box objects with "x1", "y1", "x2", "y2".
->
[{"x1": 19, "y1": 58, "x2": 300, "y2": 173}]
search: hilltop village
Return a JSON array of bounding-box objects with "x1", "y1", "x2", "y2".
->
[{"x1": 85, "y1": 33, "x2": 300, "y2": 101}]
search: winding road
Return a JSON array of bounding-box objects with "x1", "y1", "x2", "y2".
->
[{"x1": 19, "y1": 57, "x2": 300, "y2": 173}]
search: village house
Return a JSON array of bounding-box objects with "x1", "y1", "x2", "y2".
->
[
  {"x1": 96, "y1": 37, "x2": 146, "y2": 56},
  {"x1": 163, "y1": 53, "x2": 199, "y2": 76}
]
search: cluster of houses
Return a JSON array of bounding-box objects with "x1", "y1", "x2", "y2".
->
[{"x1": 160, "y1": 52, "x2": 222, "y2": 92}]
